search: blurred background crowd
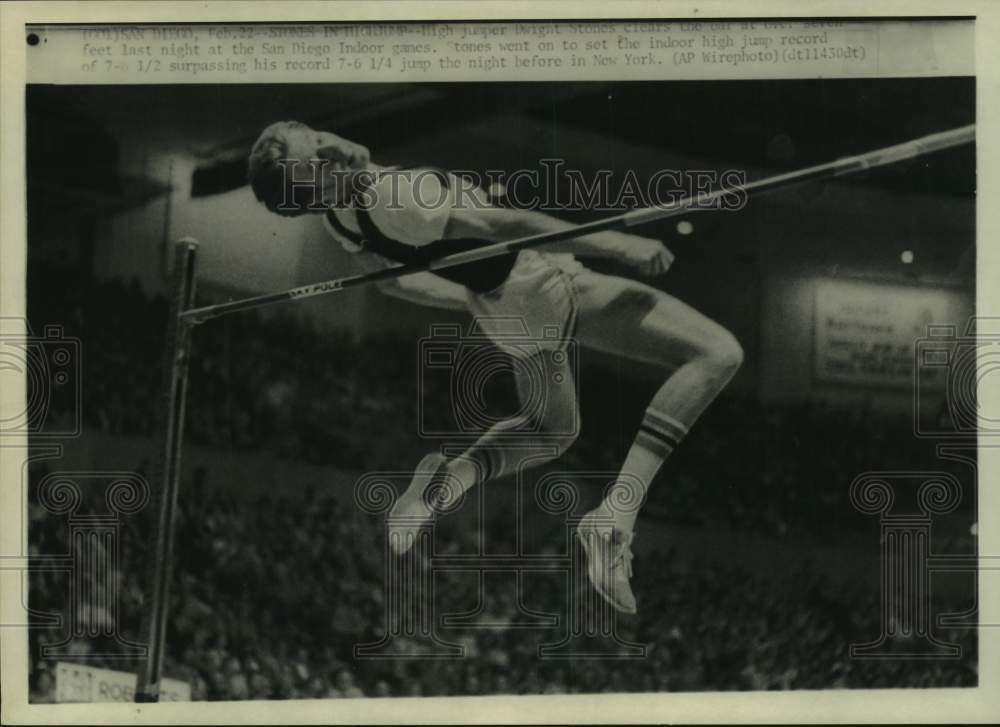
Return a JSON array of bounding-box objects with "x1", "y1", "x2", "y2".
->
[
  {"x1": 25, "y1": 267, "x2": 977, "y2": 701},
  {"x1": 28, "y1": 478, "x2": 977, "y2": 702}
]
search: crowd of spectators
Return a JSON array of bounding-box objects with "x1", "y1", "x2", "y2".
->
[
  {"x1": 25, "y1": 266, "x2": 978, "y2": 701},
  {"x1": 27, "y1": 475, "x2": 977, "y2": 702}
]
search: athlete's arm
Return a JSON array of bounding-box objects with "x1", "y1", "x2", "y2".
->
[{"x1": 447, "y1": 199, "x2": 674, "y2": 277}]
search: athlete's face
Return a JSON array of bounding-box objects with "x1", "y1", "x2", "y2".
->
[{"x1": 284, "y1": 125, "x2": 371, "y2": 207}]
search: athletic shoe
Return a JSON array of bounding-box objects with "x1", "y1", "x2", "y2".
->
[
  {"x1": 387, "y1": 452, "x2": 450, "y2": 555},
  {"x1": 576, "y1": 512, "x2": 637, "y2": 615}
]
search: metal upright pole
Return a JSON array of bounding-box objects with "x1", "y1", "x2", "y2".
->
[{"x1": 135, "y1": 238, "x2": 199, "y2": 702}]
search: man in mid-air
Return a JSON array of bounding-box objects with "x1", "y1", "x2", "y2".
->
[{"x1": 248, "y1": 120, "x2": 743, "y2": 614}]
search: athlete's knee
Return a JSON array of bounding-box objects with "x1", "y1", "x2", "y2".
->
[
  {"x1": 701, "y1": 328, "x2": 743, "y2": 381},
  {"x1": 646, "y1": 304, "x2": 743, "y2": 379}
]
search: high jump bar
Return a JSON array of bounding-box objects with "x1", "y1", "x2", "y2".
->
[{"x1": 180, "y1": 123, "x2": 974, "y2": 326}]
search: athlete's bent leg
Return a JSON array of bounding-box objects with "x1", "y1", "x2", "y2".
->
[
  {"x1": 449, "y1": 348, "x2": 579, "y2": 492},
  {"x1": 572, "y1": 272, "x2": 742, "y2": 611},
  {"x1": 389, "y1": 350, "x2": 579, "y2": 553}
]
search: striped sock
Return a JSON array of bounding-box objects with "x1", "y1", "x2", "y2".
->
[
  {"x1": 479, "y1": 447, "x2": 509, "y2": 484},
  {"x1": 635, "y1": 409, "x2": 689, "y2": 460},
  {"x1": 605, "y1": 408, "x2": 690, "y2": 533},
  {"x1": 446, "y1": 445, "x2": 512, "y2": 499}
]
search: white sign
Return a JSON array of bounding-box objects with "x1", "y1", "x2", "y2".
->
[
  {"x1": 55, "y1": 662, "x2": 191, "y2": 703},
  {"x1": 813, "y1": 278, "x2": 965, "y2": 388}
]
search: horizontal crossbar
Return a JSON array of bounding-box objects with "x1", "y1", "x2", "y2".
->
[{"x1": 180, "y1": 123, "x2": 974, "y2": 325}]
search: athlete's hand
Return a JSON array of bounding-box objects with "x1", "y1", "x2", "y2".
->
[{"x1": 623, "y1": 238, "x2": 675, "y2": 277}]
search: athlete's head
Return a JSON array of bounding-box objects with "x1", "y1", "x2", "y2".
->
[{"x1": 247, "y1": 120, "x2": 371, "y2": 216}]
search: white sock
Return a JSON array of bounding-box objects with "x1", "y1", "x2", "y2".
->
[{"x1": 602, "y1": 408, "x2": 689, "y2": 533}]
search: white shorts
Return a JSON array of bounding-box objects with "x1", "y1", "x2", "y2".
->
[{"x1": 464, "y1": 250, "x2": 585, "y2": 359}]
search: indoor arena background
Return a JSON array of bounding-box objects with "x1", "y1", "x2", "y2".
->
[{"x1": 23, "y1": 78, "x2": 977, "y2": 701}]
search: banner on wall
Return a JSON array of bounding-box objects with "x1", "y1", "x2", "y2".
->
[
  {"x1": 54, "y1": 662, "x2": 191, "y2": 703},
  {"x1": 813, "y1": 278, "x2": 965, "y2": 388}
]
